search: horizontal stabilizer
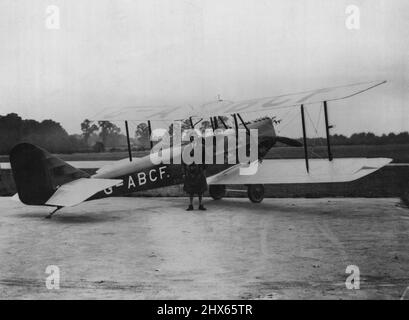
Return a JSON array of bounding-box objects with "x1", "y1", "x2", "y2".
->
[
  {"x1": 207, "y1": 158, "x2": 392, "y2": 185},
  {"x1": 45, "y1": 178, "x2": 122, "y2": 207}
]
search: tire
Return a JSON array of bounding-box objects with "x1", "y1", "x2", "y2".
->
[
  {"x1": 209, "y1": 185, "x2": 226, "y2": 200},
  {"x1": 400, "y1": 183, "x2": 409, "y2": 208},
  {"x1": 247, "y1": 184, "x2": 264, "y2": 203}
]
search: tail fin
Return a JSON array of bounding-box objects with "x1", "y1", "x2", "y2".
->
[{"x1": 9, "y1": 143, "x2": 90, "y2": 205}]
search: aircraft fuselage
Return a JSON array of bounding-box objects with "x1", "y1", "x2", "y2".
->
[{"x1": 90, "y1": 117, "x2": 276, "y2": 200}]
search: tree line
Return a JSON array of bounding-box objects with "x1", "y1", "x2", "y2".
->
[
  {"x1": 306, "y1": 132, "x2": 409, "y2": 146},
  {"x1": 0, "y1": 113, "x2": 129, "y2": 154},
  {"x1": 0, "y1": 113, "x2": 408, "y2": 154},
  {"x1": 0, "y1": 113, "x2": 84, "y2": 154}
]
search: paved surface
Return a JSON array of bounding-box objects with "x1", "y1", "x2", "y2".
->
[{"x1": 0, "y1": 197, "x2": 409, "y2": 299}]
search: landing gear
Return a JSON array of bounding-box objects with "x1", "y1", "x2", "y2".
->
[
  {"x1": 209, "y1": 184, "x2": 265, "y2": 203},
  {"x1": 45, "y1": 206, "x2": 62, "y2": 219},
  {"x1": 209, "y1": 185, "x2": 226, "y2": 200},
  {"x1": 247, "y1": 184, "x2": 265, "y2": 203},
  {"x1": 401, "y1": 183, "x2": 409, "y2": 208}
]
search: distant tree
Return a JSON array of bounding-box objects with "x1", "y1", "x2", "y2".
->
[
  {"x1": 21, "y1": 119, "x2": 74, "y2": 153},
  {"x1": 68, "y1": 134, "x2": 87, "y2": 152},
  {"x1": 80, "y1": 119, "x2": 99, "y2": 146},
  {"x1": 87, "y1": 132, "x2": 100, "y2": 146},
  {"x1": 92, "y1": 141, "x2": 105, "y2": 153},
  {"x1": 98, "y1": 121, "x2": 121, "y2": 147},
  {"x1": 395, "y1": 132, "x2": 409, "y2": 144},
  {"x1": 330, "y1": 134, "x2": 349, "y2": 145},
  {"x1": 1, "y1": 113, "x2": 408, "y2": 155},
  {"x1": 350, "y1": 132, "x2": 377, "y2": 145},
  {"x1": 105, "y1": 133, "x2": 128, "y2": 148},
  {"x1": 134, "y1": 123, "x2": 151, "y2": 150},
  {"x1": 0, "y1": 113, "x2": 23, "y2": 153},
  {"x1": 168, "y1": 119, "x2": 192, "y2": 136},
  {"x1": 1, "y1": 113, "x2": 98, "y2": 154},
  {"x1": 135, "y1": 123, "x2": 150, "y2": 140},
  {"x1": 304, "y1": 131, "x2": 409, "y2": 146}
]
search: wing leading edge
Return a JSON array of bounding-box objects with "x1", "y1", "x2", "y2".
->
[{"x1": 91, "y1": 80, "x2": 386, "y2": 121}]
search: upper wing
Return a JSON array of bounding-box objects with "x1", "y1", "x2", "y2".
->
[
  {"x1": 207, "y1": 157, "x2": 392, "y2": 185},
  {"x1": 90, "y1": 80, "x2": 386, "y2": 121},
  {"x1": 91, "y1": 105, "x2": 192, "y2": 121},
  {"x1": 196, "y1": 80, "x2": 386, "y2": 117},
  {"x1": 45, "y1": 178, "x2": 122, "y2": 207}
]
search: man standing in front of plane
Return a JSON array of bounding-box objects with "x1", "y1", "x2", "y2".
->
[{"x1": 182, "y1": 160, "x2": 208, "y2": 211}]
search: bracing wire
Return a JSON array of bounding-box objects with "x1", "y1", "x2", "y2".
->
[{"x1": 305, "y1": 107, "x2": 326, "y2": 159}]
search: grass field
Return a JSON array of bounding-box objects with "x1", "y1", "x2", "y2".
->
[{"x1": 1, "y1": 144, "x2": 408, "y2": 163}]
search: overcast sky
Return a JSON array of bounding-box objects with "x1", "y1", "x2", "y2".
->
[{"x1": 0, "y1": 0, "x2": 408, "y2": 137}]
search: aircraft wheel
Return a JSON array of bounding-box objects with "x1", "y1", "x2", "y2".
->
[
  {"x1": 401, "y1": 183, "x2": 409, "y2": 208},
  {"x1": 209, "y1": 185, "x2": 226, "y2": 200},
  {"x1": 247, "y1": 184, "x2": 264, "y2": 203}
]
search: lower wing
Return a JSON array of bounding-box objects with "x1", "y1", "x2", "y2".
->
[{"x1": 207, "y1": 158, "x2": 392, "y2": 185}]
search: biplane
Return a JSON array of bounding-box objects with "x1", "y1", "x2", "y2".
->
[{"x1": 9, "y1": 80, "x2": 391, "y2": 218}]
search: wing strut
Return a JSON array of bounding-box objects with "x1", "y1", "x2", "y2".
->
[
  {"x1": 218, "y1": 116, "x2": 229, "y2": 129},
  {"x1": 213, "y1": 116, "x2": 219, "y2": 129},
  {"x1": 210, "y1": 117, "x2": 215, "y2": 131},
  {"x1": 188, "y1": 117, "x2": 203, "y2": 129},
  {"x1": 300, "y1": 105, "x2": 309, "y2": 173},
  {"x1": 193, "y1": 118, "x2": 203, "y2": 127},
  {"x1": 147, "y1": 120, "x2": 153, "y2": 149},
  {"x1": 323, "y1": 101, "x2": 333, "y2": 161},
  {"x1": 124, "y1": 120, "x2": 132, "y2": 162},
  {"x1": 237, "y1": 113, "x2": 250, "y2": 134},
  {"x1": 232, "y1": 114, "x2": 239, "y2": 162}
]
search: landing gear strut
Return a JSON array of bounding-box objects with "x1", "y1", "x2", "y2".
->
[
  {"x1": 209, "y1": 185, "x2": 226, "y2": 200},
  {"x1": 45, "y1": 206, "x2": 62, "y2": 219},
  {"x1": 247, "y1": 184, "x2": 265, "y2": 203}
]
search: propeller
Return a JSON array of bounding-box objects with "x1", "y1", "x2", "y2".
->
[{"x1": 275, "y1": 136, "x2": 303, "y2": 147}]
